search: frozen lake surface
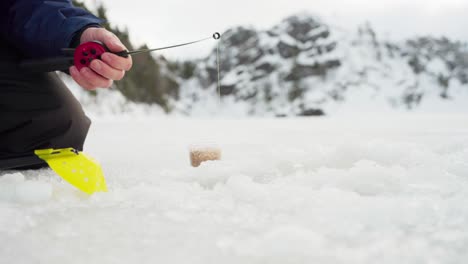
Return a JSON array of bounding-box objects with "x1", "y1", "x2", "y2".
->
[{"x1": 1, "y1": 114, "x2": 468, "y2": 263}]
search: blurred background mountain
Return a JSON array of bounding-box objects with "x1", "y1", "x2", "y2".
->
[{"x1": 70, "y1": 1, "x2": 468, "y2": 117}]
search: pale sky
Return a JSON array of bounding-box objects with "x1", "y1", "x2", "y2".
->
[{"x1": 84, "y1": 0, "x2": 468, "y2": 60}]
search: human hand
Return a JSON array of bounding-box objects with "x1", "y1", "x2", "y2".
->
[{"x1": 70, "y1": 27, "x2": 133, "y2": 90}]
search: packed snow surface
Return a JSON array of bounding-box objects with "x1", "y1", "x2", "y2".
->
[{"x1": 1, "y1": 114, "x2": 468, "y2": 264}]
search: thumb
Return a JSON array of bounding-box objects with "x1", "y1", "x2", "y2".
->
[{"x1": 94, "y1": 29, "x2": 127, "y2": 52}]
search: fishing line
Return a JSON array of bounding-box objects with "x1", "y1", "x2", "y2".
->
[{"x1": 216, "y1": 38, "x2": 221, "y2": 103}]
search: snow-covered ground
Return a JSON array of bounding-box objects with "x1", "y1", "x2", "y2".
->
[{"x1": 1, "y1": 114, "x2": 468, "y2": 264}]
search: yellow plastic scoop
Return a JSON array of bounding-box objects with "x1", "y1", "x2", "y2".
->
[{"x1": 35, "y1": 148, "x2": 107, "y2": 194}]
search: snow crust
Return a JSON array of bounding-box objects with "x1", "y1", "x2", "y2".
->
[{"x1": 1, "y1": 115, "x2": 468, "y2": 263}]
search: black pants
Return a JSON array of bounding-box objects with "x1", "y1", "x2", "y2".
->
[{"x1": 0, "y1": 40, "x2": 91, "y2": 169}]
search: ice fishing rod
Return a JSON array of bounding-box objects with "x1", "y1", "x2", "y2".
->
[{"x1": 20, "y1": 32, "x2": 221, "y2": 72}]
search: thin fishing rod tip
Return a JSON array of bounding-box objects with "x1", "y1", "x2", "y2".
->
[{"x1": 213, "y1": 32, "x2": 221, "y2": 40}]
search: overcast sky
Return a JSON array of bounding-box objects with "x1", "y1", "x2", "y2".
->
[{"x1": 83, "y1": 0, "x2": 468, "y2": 60}]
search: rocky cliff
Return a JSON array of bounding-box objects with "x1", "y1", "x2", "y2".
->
[{"x1": 173, "y1": 14, "x2": 468, "y2": 116}]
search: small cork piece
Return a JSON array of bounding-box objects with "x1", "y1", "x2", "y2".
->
[{"x1": 189, "y1": 146, "x2": 221, "y2": 167}]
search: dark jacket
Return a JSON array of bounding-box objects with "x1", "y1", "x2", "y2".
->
[{"x1": 0, "y1": 0, "x2": 102, "y2": 59}]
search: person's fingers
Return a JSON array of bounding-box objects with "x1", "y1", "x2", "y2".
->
[
  {"x1": 80, "y1": 67, "x2": 113, "y2": 88},
  {"x1": 94, "y1": 30, "x2": 133, "y2": 71},
  {"x1": 98, "y1": 30, "x2": 127, "y2": 52},
  {"x1": 81, "y1": 28, "x2": 126, "y2": 52},
  {"x1": 100, "y1": 52, "x2": 133, "y2": 71},
  {"x1": 89, "y1": 59, "x2": 125, "y2": 81},
  {"x1": 70, "y1": 66, "x2": 95, "y2": 90}
]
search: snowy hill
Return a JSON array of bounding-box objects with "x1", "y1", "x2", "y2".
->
[{"x1": 175, "y1": 14, "x2": 468, "y2": 116}]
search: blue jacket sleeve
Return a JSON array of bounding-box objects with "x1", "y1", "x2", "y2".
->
[{"x1": 0, "y1": 0, "x2": 103, "y2": 58}]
